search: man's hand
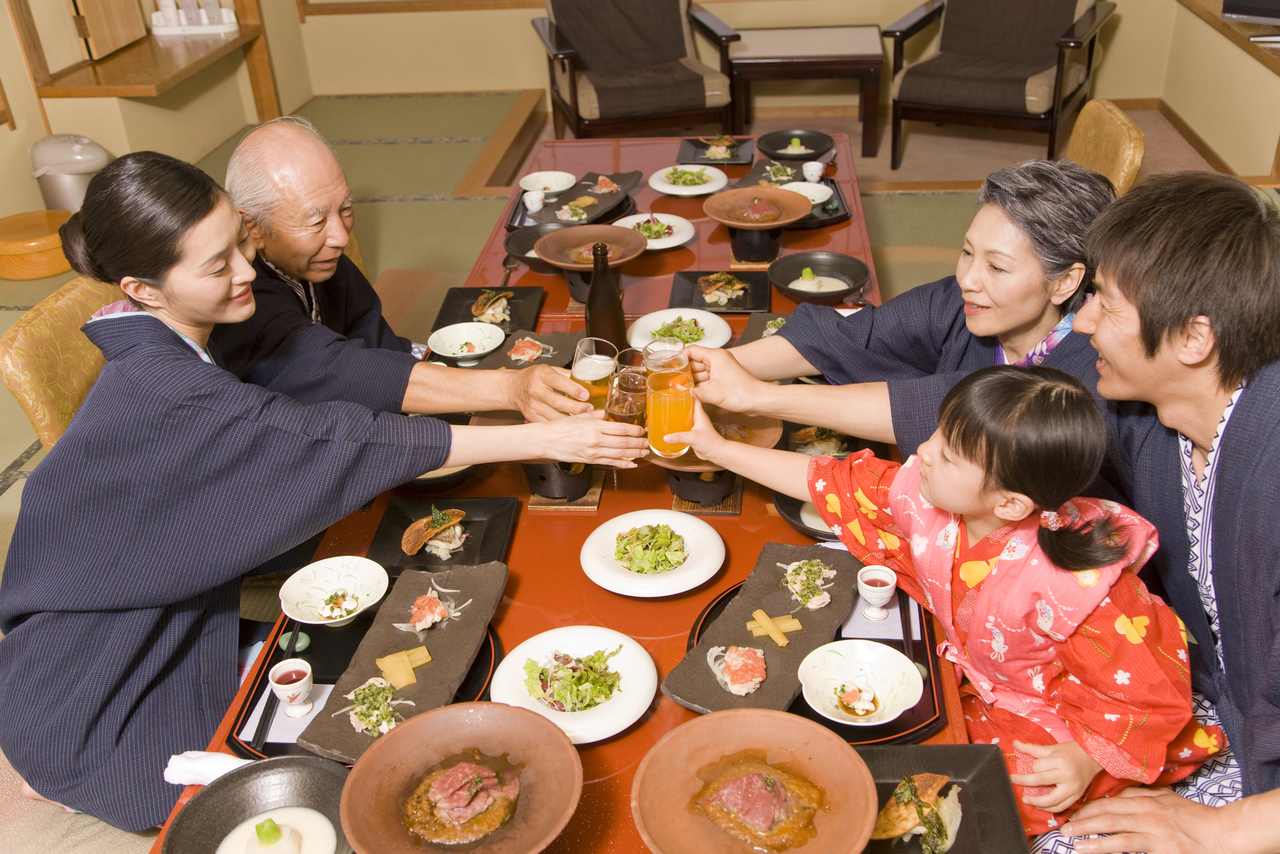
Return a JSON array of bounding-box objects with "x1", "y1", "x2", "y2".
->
[
  {"x1": 510, "y1": 364, "x2": 592, "y2": 421},
  {"x1": 1061, "y1": 787, "x2": 1237, "y2": 854},
  {"x1": 1010, "y1": 739, "x2": 1102, "y2": 814},
  {"x1": 686, "y1": 345, "x2": 771, "y2": 414}
]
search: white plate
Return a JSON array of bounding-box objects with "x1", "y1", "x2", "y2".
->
[
  {"x1": 626, "y1": 308, "x2": 732, "y2": 349},
  {"x1": 779, "y1": 181, "x2": 833, "y2": 204},
  {"x1": 580, "y1": 509, "x2": 725, "y2": 597},
  {"x1": 612, "y1": 213, "x2": 696, "y2": 250},
  {"x1": 648, "y1": 165, "x2": 728, "y2": 196},
  {"x1": 797, "y1": 639, "x2": 924, "y2": 726},
  {"x1": 490, "y1": 626, "x2": 657, "y2": 744},
  {"x1": 279, "y1": 556, "x2": 388, "y2": 627}
]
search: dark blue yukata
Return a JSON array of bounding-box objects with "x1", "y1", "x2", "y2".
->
[
  {"x1": 775, "y1": 276, "x2": 1107, "y2": 455},
  {"x1": 0, "y1": 309, "x2": 450, "y2": 831},
  {"x1": 209, "y1": 254, "x2": 418, "y2": 412}
]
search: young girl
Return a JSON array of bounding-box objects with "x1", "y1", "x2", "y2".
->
[{"x1": 673, "y1": 365, "x2": 1222, "y2": 836}]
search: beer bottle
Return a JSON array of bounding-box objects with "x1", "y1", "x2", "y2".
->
[{"x1": 585, "y1": 242, "x2": 628, "y2": 351}]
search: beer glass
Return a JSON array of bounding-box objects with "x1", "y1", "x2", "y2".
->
[
  {"x1": 572, "y1": 338, "x2": 618, "y2": 410},
  {"x1": 605, "y1": 368, "x2": 647, "y2": 426},
  {"x1": 643, "y1": 337, "x2": 693, "y2": 382},
  {"x1": 646, "y1": 369, "x2": 694, "y2": 458}
]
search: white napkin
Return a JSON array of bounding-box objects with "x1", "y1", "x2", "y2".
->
[{"x1": 164, "y1": 750, "x2": 253, "y2": 786}]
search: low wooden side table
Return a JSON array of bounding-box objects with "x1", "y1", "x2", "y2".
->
[{"x1": 728, "y1": 26, "x2": 884, "y2": 157}]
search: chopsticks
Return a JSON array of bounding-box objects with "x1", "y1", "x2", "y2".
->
[{"x1": 249, "y1": 620, "x2": 300, "y2": 752}]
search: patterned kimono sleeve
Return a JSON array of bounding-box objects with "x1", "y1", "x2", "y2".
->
[
  {"x1": 806, "y1": 450, "x2": 925, "y2": 600},
  {"x1": 1046, "y1": 571, "x2": 1224, "y2": 783}
]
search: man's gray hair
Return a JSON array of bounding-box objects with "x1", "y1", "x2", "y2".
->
[
  {"x1": 225, "y1": 115, "x2": 338, "y2": 237},
  {"x1": 978, "y1": 160, "x2": 1116, "y2": 313}
]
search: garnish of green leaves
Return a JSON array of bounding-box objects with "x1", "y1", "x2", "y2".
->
[
  {"x1": 664, "y1": 167, "x2": 709, "y2": 186},
  {"x1": 652, "y1": 315, "x2": 705, "y2": 344},
  {"x1": 891, "y1": 776, "x2": 949, "y2": 854},
  {"x1": 523, "y1": 646, "x2": 623, "y2": 712},
  {"x1": 615, "y1": 524, "x2": 687, "y2": 574},
  {"x1": 429, "y1": 505, "x2": 453, "y2": 528}
]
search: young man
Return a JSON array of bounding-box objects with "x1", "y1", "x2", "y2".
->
[
  {"x1": 210, "y1": 117, "x2": 590, "y2": 421},
  {"x1": 1057, "y1": 172, "x2": 1280, "y2": 854}
]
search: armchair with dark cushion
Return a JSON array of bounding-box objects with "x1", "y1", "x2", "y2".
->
[
  {"x1": 885, "y1": 0, "x2": 1116, "y2": 169},
  {"x1": 533, "y1": 0, "x2": 739, "y2": 139}
]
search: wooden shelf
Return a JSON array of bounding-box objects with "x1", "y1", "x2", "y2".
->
[{"x1": 36, "y1": 25, "x2": 263, "y2": 99}]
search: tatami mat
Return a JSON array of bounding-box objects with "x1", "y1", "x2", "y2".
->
[{"x1": 298, "y1": 93, "x2": 520, "y2": 142}]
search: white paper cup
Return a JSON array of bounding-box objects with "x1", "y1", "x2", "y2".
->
[
  {"x1": 803, "y1": 161, "x2": 825, "y2": 182},
  {"x1": 268, "y1": 657, "x2": 314, "y2": 717},
  {"x1": 523, "y1": 191, "x2": 545, "y2": 212}
]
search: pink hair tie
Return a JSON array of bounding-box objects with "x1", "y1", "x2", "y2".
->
[{"x1": 1039, "y1": 510, "x2": 1065, "y2": 531}]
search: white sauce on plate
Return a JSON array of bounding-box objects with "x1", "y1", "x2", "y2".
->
[
  {"x1": 799, "y1": 502, "x2": 827, "y2": 532},
  {"x1": 214, "y1": 806, "x2": 337, "y2": 854},
  {"x1": 788, "y1": 275, "x2": 847, "y2": 293}
]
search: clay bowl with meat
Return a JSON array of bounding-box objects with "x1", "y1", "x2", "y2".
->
[
  {"x1": 341, "y1": 702, "x2": 582, "y2": 854},
  {"x1": 532, "y1": 224, "x2": 646, "y2": 272},
  {"x1": 702, "y1": 187, "x2": 813, "y2": 231},
  {"x1": 631, "y1": 708, "x2": 876, "y2": 854},
  {"x1": 504, "y1": 223, "x2": 576, "y2": 275}
]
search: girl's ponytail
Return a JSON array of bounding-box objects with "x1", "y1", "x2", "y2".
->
[{"x1": 1036, "y1": 506, "x2": 1127, "y2": 572}]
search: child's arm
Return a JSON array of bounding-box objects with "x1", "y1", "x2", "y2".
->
[
  {"x1": 665, "y1": 400, "x2": 813, "y2": 501},
  {"x1": 1010, "y1": 739, "x2": 1103, "y2": 813}
]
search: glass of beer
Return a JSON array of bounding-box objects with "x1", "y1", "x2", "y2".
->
[
  {"x1": 643, "y1": 337, "x2": 693, "y2": 382},
  {"x1": 646, "y1": 369, "x2": 694, "y2": 458},
  {"x1": 617, "y1": 347, "x2": 645, "y2": 370},
  {"x1": 572, "y1": 338, "x2": 618, "y2": 410},
  {"x1": 605, "y1": 368, "x2": 647, "y2": 426}
]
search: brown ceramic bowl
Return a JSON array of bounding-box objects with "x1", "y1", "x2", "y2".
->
[
  {"x1": 702, "y1": 187, "x2": 813, "y2": 230},
  {"x1": 340, "y1": 702, "x2": 582, "y2": 854},
  {"x1": 631, "y1": 708, "x2": 876, "y2": 854},
  {"x1": 532, "y1": 224, "x2": 646, "y2": 272}
]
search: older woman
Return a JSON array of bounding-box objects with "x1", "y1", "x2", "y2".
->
[
  {"x1": 0, "y1": 152, "x2": 645, "y2": 831},
  {"x1": 691, "y1": 159, "x2": 1117, "y2": 456}
]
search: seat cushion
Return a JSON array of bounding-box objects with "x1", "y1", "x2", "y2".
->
[
  {"x1": 562, "y1": 58, "x2": 729, "y2": 121},
  {"x1": 898, "y1": 52, "x2": 1058, "y2": 113}
]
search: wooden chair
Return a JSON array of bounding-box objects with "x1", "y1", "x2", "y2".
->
[
  {"x1": 532, "y1": 0, "x2": 738, "y2": 139},
  {"x1": 885, "y1": 0, "x2": 1116, "y2": 169},
  {"x1": 0, "y1": 276, "x2": 122, "y2": 450},
  {"x1": 1062, "y1": 99, "x2": 1144, "y2": 195}
]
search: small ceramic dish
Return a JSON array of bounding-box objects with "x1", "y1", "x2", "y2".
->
[
  {"x1": 779, "y1": 180, "x2": 834, "y2": 205},
  {"x1": 797, "y1": 640, "x2": 925, "y2": 726},
  {"x1": 427, "y1": 322, "x2": 506, "y2": 367},
  {"x1": 279, "y1": 556, "x2": 389, "y2": 627},
  {"x1": 519, "y1": 170, "x2": 576, "y2": 199}
]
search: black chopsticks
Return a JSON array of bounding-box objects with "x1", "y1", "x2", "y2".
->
[{"x1": 249, "y1": 620, "x2": 300, "y2": 752}]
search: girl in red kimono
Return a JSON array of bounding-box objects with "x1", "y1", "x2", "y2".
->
[{"x1": 672, "y1": 365, "x2": 1222, "y2": 836}]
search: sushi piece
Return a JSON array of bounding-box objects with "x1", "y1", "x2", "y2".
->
[
  {"x1": 508, "y1": 337, "x2": 552, "y2": 364},
  {"x1": 590, "y1": 176, "x2": 620, "y2": 194},
  {"x1": 411, "y1": 590, "x2": 450, "y2": 631},
  {"x1": 708, "y1": 645, "x2": 766, "y2": 695}
]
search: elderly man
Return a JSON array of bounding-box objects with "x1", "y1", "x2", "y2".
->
[
  {"x1": 209, "y1": 117, "x2": 590, "y2": 420},
  {"x1": 1047, "y1": 173, "x2": 1280, "y2": 853}
]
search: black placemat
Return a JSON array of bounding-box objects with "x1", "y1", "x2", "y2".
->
[
  {"x1": 668, "y1": 270, "x2": 771, "y2": 313},
  {"x1": 661, "y1": 543, "x2": 859, "y2": 714},
  {"x1": 857, "y1": 745, "x2": 1029, "y2": 853},
  {"x1": 528, "y1": 171, "x2": 642, "y2": 226},
  {"x1": 676, "y1": 137, "x2": 755, "y2": 166},
  {"x1": 475, "y1": 329, "x2": 582, "y2": 371},
  {"x1": 429, "y1": 286, "x2": 543, "y2": 337},
  {"x1": 295, "y1": 564, "x2": 509, "y2": 764},
  {"x1": 365, "y1": 496, "x2": 519, "y2": 573}
]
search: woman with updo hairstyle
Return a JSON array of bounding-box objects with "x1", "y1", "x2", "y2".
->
[{"x1": 0, "y1": 152, "x2": 644, "y2": 831}]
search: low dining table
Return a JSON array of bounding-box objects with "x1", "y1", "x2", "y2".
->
[{"x1": 152, "y1": 134, "x2": 966, "y2": 854}]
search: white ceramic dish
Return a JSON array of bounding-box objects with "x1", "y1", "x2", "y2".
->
[
  {"x1": 426, "y1": 322, "x2": 505, "y2": 366},
  {"x1": 519, "y1": 170, "x2": 576, "y2": 199},
  {"x1": 626, "y1": 308, "x2": 732, "y2": 349},
  {"x1": 647, "y1": 165, "x2": 728, "y2": 196},
  {"x1": 797, "y1": 639, "x2": 925, "y2": 726},
  {"x1": 580, "y1": 509, "x2": 725, "y2": 597},
  {"x1": 612, "y1": 213, "x2": 696, "y2": 250},
  {"x1": 780, "y1": 181, "x2": 834, "y2": 205},
  {"x1": 279, "y1": 556, "x2": 388, "y2": 627},
  {"x1": 489, "y1": 625, "x2": 658, "y2": 744}
]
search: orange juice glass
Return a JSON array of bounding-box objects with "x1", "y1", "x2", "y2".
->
[{"x1": 646, "y1": 369, "x2": 693, "y2": 458}]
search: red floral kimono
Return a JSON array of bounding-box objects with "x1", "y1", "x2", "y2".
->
[{"x1": 809, "y1": 451, "x2": 1224, "y2": 835}]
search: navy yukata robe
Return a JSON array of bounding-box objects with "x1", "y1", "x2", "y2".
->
[{"x1": 0, "y1": 312, "x2": 451, "y2": 830}]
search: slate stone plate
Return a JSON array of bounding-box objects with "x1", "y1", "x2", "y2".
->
[
  {"x1": 676, "y1": 136, "x2": 755, "y2": 165},
  {"x1": 476, "y1": 329, "x2": 583, "y2": 371},
  {"x1": 667, "y1": 270, "x2": 771, "y2": 314},
  {"x1": 430, "y1": 286, "x2": 544, "y2": 336},
  {"x1": 732, "y1": 312, "x2": 791, "y2": 347},
  {"x1": 660, "y1": 543, "x2": 860, "y2": 714},
  {"x1": 298, "y1": 563, "x2": 508, "y2": 764},
  {"x1": 529, "y1": 171, "x2": 643, "y2": 226},
  {"x1": 364, "y1": 496, "x2": 518, "y2": 573}
]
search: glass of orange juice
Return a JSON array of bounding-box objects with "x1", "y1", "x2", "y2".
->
[
  {"x1": 646, "y1": 369, "x2": 694, "y2": 458},
  {"x1": 572, "y1": 337, "x2": 618, "y2": 410}
]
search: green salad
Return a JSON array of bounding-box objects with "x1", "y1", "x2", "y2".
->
[
  {"x1": 615, "y1": 524, "x2": 688, "y2": 574},
  {"x1": 633, "y1": 215, "x2": 674, "y2": 240},
  {"x1": 664, "y1": 167, "x2": 709, "y2": 187},
  {"x1": 523, "y1": 646, "x2": 622, "y2": 712},
  {"x1": 652, "y1": 315, "x2": 705, "y2": 344}
]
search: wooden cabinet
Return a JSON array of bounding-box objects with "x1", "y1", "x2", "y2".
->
[{"x1": 70, "y1": 0, "x2": 148, "y2": 60}]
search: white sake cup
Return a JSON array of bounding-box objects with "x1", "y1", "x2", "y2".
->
[
  {"x1": 857, "y1": 565, "x2": 898, "y2": 621},
  {"x1": 268, "y1": 657, "x2": 314, "y2": 718},
  {"x1": 802, "y1": 161, "x2": 826, "y2": 182},
  {"x1": 523, "y1": 191, "x2": 545, "y2": 213}
]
